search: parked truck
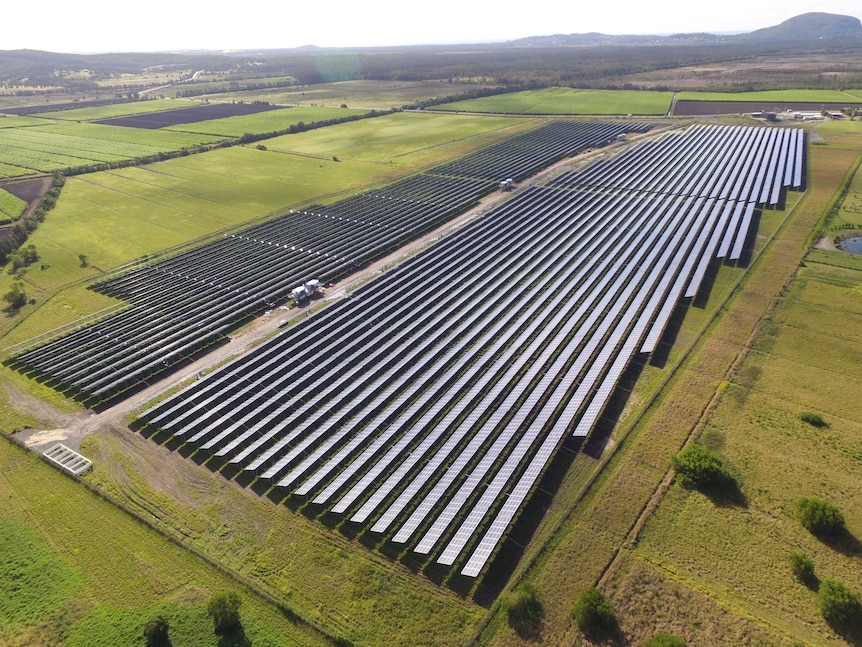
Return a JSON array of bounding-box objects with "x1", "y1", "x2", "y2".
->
[{"x1": 291, "y1": 279, "x2": 321, "y2": 305}]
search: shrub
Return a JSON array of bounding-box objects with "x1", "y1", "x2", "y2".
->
[
  {"x1": 572, "y1": 587, "x2": 617, "y2": 635},
  {"x1": 644, "y1": 633, "x2": 686, "y2": 647},
  {"x1": 207, "y1": 591, "x2": 242, "y2": 635},
  {"x1": 788, "y1": 551, "x2": 816, "y2": 585},
  {"x1": 142, "y1": 615, "x2": 170, "y2": 647},
  {"x1": 671, "y1": 444, "x2": 734, "y2": 491},
  {"x1": 796, "y1": 498, "x2": 845, "y2": 537},
  {"x1": 506, "y1": 583, "x2": 544, "y2": 638},
  {"x1": 818, "y1": 579, "x2": 862, "y2": 631},
  {"x1": 798, "y1": 411, "x2": 828, "y2": 427}
]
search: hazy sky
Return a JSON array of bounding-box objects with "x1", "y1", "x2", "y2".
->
[{"x1": 5, "y1": 0, "x2": 861, "y2": 53}]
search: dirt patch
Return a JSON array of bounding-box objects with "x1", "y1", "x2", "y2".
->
[
  {"x1": 814, "y1": 235, "x2": 839, "y2": 251},
  {"x1": 0, "y1": 176, "x2": 52, "y2": 222},
  {"x1": 93, "y1": 102, "x2": 281, "y2": 129}
]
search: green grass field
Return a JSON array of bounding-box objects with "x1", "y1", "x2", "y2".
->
[
  {"x1": 677, "y1": 89, "x2": 862, "y2": 103},
  {"x1": 164, "y1": 105, "x2": 373, "y2": 137},
  {"x1": 0, "y1": 438, "x2": 328, "y2": 647},
  {"x1": 434, "y1": 88, "x2": 674, "y2": 115},
  {"x1": 263, "y1": 111, "x2": 530, "y2": 163}
]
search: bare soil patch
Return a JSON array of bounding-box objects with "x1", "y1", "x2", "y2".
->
[{"x1": 94, "y1": 102, "x2": 281, "y2": 129}]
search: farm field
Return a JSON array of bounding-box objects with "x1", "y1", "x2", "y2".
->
[
  {"x1": 0, "y1": 122, "x2": 221, "y2": 178},
  {"x1": 677, "y1": 89, "x2": 862, "y2": 103},
  {"x1": 262, "y1": 111, "x2": 530, "y2": 164},
  {"x1": 188, "y1": 79, "x2": 496, "y2": 109},
  {"x1": 0, "y1": 187, "x2": 26, "y2": 222},
  {"x1": 164, "y1": 105, "x2": 374, "y2": 137},
  {"x1": 434, "y1": 88, "x2": 675, "y2": 115},
  {"x1": 36, "y1": 98, "x2": 200, "y2": 121}
]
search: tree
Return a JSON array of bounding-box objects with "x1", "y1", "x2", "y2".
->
[
  {"x1": 671, "y1": 444, "x2": 735, "y2": 491},
  {"x1": 3, "y1": 281, "x2": 27, "y2": 311},
  {"x1": 142, "y1": 615, "x2": 170, "y2": 647},
  {"x1": 796, "y1": 498, "x2": 845, "y2": 537},
  {"x1": 788, "y1": 550, "x2": 817, "y2": 587},
  {"x1": 572, "y1": 587, "x2": 617, "y2": 636},
  {"x1": 505, "y1": 583, "x2": 544, "y2": 638},
  {"x1": 207, "y1": 591, "x2": 242, "y2": 635},
  {"x1": 644, "y1": 633, "x2": 686, "y2": 647},
  {"x1": 78, "y1": 254, "x2": 88, "y2": 268},
  {"x1": 818, "y1": 579, "x2": 862, "y2": 631}
]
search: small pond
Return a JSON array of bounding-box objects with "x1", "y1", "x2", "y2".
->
[{"x1": 839, "y1": 235, "x2": 862, "y2": 254}]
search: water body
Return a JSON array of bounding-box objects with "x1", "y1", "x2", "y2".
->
[{"x1": 839, "y1": 235, "x2": 862, "y2": 254}]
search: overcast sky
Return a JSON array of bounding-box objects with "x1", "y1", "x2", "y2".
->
[{"x1": 4, "y1": 0, "x2": 861, "y2": 53}]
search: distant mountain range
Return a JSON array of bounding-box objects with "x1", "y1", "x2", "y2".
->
[{"x1": 509, "y1": 12, "x2": 862, "y2": 47}]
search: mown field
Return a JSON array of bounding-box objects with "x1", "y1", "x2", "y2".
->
[{"x1": 434, "y1": 88, "x2": 674, "y2": 115}]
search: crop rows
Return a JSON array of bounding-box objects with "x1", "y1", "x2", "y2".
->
[{"x1": 133, "y1": 123, "x2": 804, "y2": 578}]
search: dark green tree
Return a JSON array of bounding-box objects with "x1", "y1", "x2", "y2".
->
[
  {"x1": 142, "y1": 615, "x2": 170, "y2": 647},
  {"x1": 208, "y1": 591, "x2": 242, "y2": 635},
  {"x1": 787, "y1": 551, "x2": 817, "y2": 587},
  {"x1": 671, "y1": 444, "x2": 735, "y2": 491},
  {"x1": 796, "y1": 498, "x2": 845, "y2": 537},
  {"x1": 572, "y1": 587, "x2": 617, "y2": 636},
  {"x1": 505, "y1": 583, "x2": 544, "y2": 638},
  {"x1": 3, "y1": 281, "x2": 26, "y2": 310},
  {"x1": 818, "y1": 579, "x2": 862, "y2": 632}
]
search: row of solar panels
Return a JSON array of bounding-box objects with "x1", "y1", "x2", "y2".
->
[
  {"x1": 137, "y1": 123, "x2": 804, "y2": 578},
  {"x1": 11, "y1": 121, "x2": 647, "y2": 403}
]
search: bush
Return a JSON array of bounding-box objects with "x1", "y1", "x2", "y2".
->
[
  {"x1": 207, "y1": 591, "x2": 242, "y2": 635},
  {"x1": 788, "y1": 551, "x2": 816, "y2": 585},
  {"x1": 506, "y1": 583, "x2": 544, "y2": 637},
  {"x1": 671, "y1": 444, "x2": 734, "y2": 491},
  {"x1": 796, "y1": 498, "x2": 845, "y2": 537},
  {"x1": 818, "y1": 579, "x2": 862, "y2": 631},
  {"x1": 572, "y1": 587, "x2": 617, "y2": 635},
  {"x1": 798, "y1": 411, "x2": 828, "y2": 427},
  {"x1": 644, "y1": 633, "x2": 686, "y2": 647},
  {"x1": 142, "y1": 615, "x2": 170, "y2": 647}
]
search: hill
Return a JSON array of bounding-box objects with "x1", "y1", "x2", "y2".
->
[{"x1": 737, "y1": 12, "x2": 862, "y2": 41}]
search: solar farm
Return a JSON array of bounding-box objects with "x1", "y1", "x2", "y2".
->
[{"x1": 62, "y1": 120, "x2": 808, "y2": 580}]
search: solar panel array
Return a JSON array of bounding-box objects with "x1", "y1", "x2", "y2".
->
[
  {"x1": 9, "y1": 120, "x2": 646, "y2": 405},
  {"x1": 136, "y1": 123, "x2": 804, "y2": 579}
]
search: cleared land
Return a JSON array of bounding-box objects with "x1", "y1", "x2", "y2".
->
[
  {"x1": 35, "y1": 99, "x2": 200, "y2": 121},
  {"x1": 435, "y1": 88, "x2": 674, "y2": 115},
  {"x1": 92, "y1": 101, "x2": 281, "y2": 129}
]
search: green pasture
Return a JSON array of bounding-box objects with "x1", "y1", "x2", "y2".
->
[
  {"x1": 0, "y1": 187, "x2": 26, "y2": 222},
  {"x1": 0, "y1": 439, "x2": 327, "y2": 647},
  {"x1": 36, "y1": 98, "x2": 200, "y2": 121},
  {"x1": 165, "y1": 105, "x2": 373, "y2": 137},
  {"x1": 264, "y1": 110, "x2": 531, "y2": 164},
  {"x1": 677, "y1": 89, "x2": 862, "y2": 103},
  {"x1": 435, "y1": 88, "x2": 674, "y2": 115},
  {"x1": 0, "y1": 115, "x2": 48, "y2": 128}
]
